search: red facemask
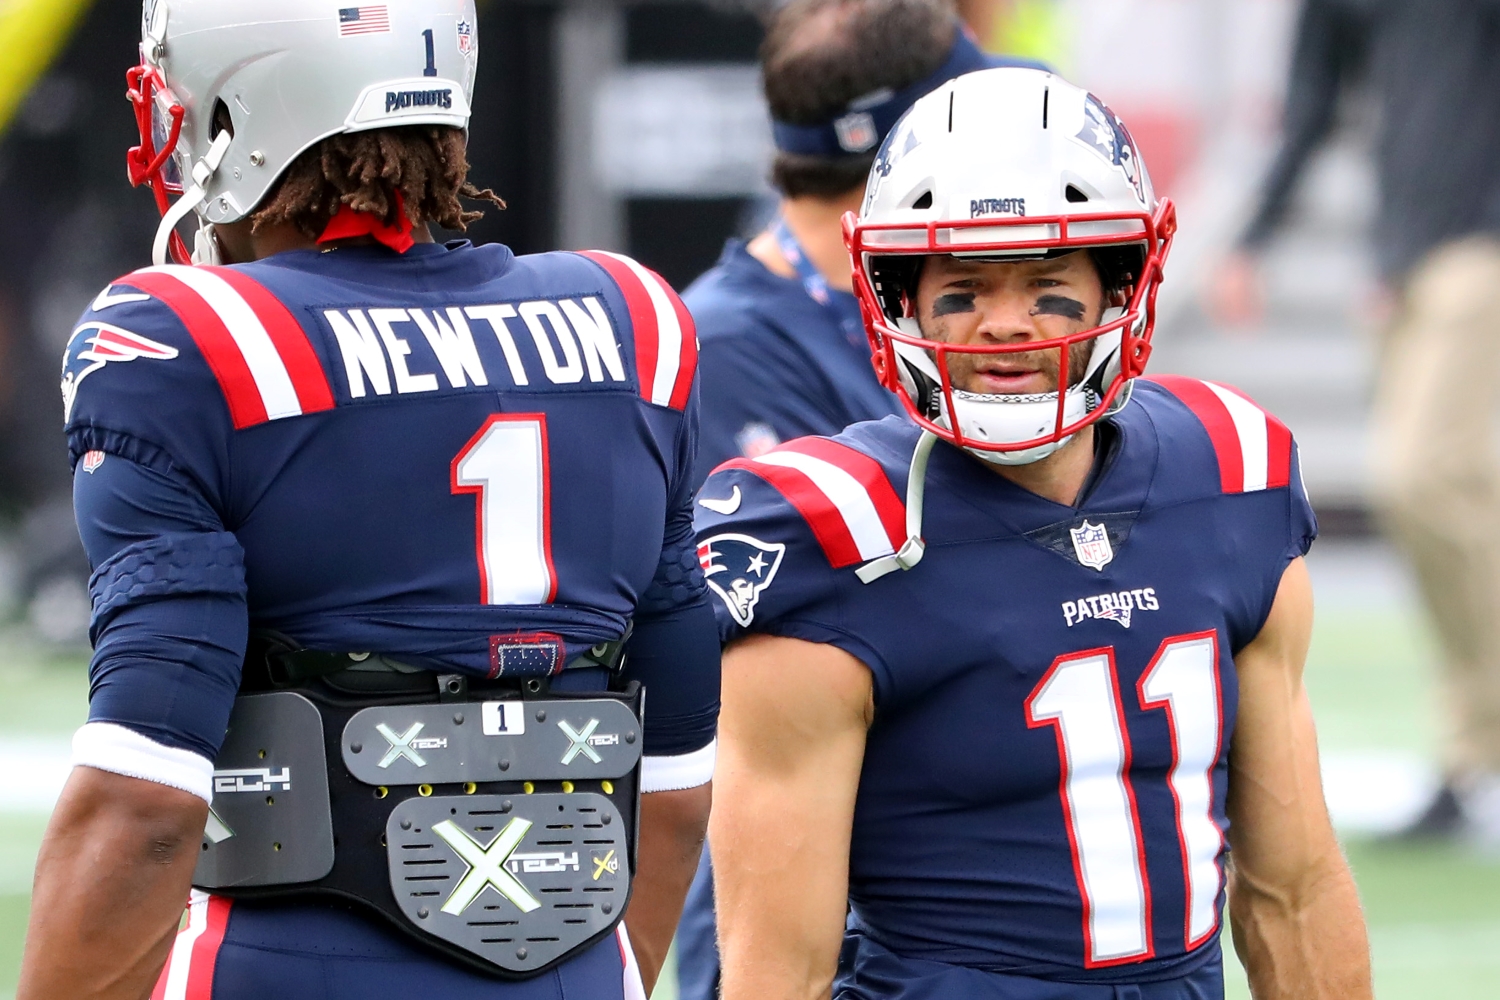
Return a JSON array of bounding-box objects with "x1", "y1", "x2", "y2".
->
[{"x1": 844, "y1": 200, "x2": 1178, "y2": 456}]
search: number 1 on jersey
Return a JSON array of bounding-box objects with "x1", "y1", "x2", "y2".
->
[{"x1": 451, "y1": 415, "x2": 557, "y2": 605}]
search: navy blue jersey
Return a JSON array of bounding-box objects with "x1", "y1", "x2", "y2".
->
[
  {"x1": 65, "y1": 241, "x2": 718, "y2": 772},
  {"x1": 693, "y1": 377, "x2": 1316, "y2": 983},
  {"x1": 683, "y1": 240, "x2": 900, "y2": 485}
]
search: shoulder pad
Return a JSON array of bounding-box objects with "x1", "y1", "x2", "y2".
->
[
  {"x1": 1143, "y1": 375, "x2": 1293, "y2": 493},
  {"x1": 573, "y1": 251, "x2": 697, "y2": 411},
  {"x1": 714, "y1": 437, "x2": 907, "y2": 569},
  {"x1": 112, "y1": 265, "x2": 336, "y2": 429}
]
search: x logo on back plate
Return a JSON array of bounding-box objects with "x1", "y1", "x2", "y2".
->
[
  {"x1": 377, "y1": 722, "x2": 428, "y2": 768},
  {"x1": 433, "y1": 817, "x2": 541, "y2": 915},
  {"x1": 558, "y1": 719, "x2": 602, "y2": 765}
]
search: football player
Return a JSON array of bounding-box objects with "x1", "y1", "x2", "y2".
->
[
  {"x1": 697, "y1": 68, "x2": 1373, "y2": 999},
  {"x1": 20, "y1": 3, "x2": 717, "y2": 999},
  {"x1": 676, "y1": 2, "x2": 1044, "y2": 993}
]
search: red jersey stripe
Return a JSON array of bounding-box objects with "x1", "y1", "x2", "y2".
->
[
  {"x1": 777, "y1": 438, "x2": 906, "y2": 550},
  {"x1": 183, "y1": 895, "x2": 232, "y2": 999},
  {"x1": 653, "y1": 267, "x2": 698, "y2": 410},
  {"x1": 122, "y1": 271, "x2": 270, "y2": 429},
  {"x1": 577, "y1": 251, "x2": 660, "y2": 406},
  {"x1": 207, "y1": 267, "x2": 335, "y2": 415},
  {"x1": 1145, "y1": 375, "x2": 1244, "y2": 493},
  {"x1": 720, "y1": 457, "x2": 865, "y2": 567},
  {"x1": 1200, "y1": 379, "x2": 1294, "y2": 490}
]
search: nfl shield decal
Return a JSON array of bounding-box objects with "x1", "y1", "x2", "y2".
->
[
  {"x1": 1069, "y1": 520, "x2": 1114, "y2": 571},
  {"x1": 698, "y1": 533, "x2": 786, "y2": 627}
]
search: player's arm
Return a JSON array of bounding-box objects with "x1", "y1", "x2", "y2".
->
[
  {"x1": 620, "y1": 389, "x2": 722, "y2": 992},
  {"x1": 1225, "y1": 556, "x2": 1372, "y2": 999},
  {"x1": 21, "y1": 768, "x2": 208, "y2": 1000},
  {"x1": 20, "y1": 454, "x2": 246, "y2": 1000},
  {"x1": 712, "y1": 634, "x2": 873, "y2": 1000}
]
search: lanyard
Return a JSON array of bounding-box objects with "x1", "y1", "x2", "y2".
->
[{"x1": 772, "y1": 218, "x2": 868, "y2": 349}]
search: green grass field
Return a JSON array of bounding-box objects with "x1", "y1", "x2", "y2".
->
[{"x1": 0, "y1": 546, "x2": 1496, "y2": 998}]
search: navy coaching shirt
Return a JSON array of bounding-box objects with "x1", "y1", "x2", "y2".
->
[{"x1": 685, "y1": 239, "x2": 900, "y2": 486}]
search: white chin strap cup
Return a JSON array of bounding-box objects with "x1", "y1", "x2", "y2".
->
[
  {"x1": 152, "y1": 130, "x2": 233, "y2": 266},
  {"x1": 856, "y1": 430, "x2": 939, "y2": 584}
]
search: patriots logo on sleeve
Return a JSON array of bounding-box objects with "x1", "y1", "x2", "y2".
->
[
  {"x1": 698, "y1": 533, "x2": 786, "y2": 627},
  {"x1": 60, "y1": 322, "x2": 179, "y2": 422}
]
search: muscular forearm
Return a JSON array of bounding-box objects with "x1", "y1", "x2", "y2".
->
[
  {"x1": 19, "y1": 767, "x2": 207, "y2": 1000},
  {"x1": 1228, "y1": 854, "x2": 1371, "y2": 1000},
  {"x1": 624, "y1": 783, "x2": 712, "y2": 993},
  {"x1": 712, "y1": 781, "x2": 852, "y2": 1000},
  {"x1": 713, "y1": 636, "x2": 871, "y2": 1000}
]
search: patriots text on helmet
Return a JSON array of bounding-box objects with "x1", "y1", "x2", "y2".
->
[
  {"x1": 385, "y1": 88, "x2": 454, "y2": 114},
  {"x1": 969, "y1": 197, "x2": 1026, "y2": 219}
]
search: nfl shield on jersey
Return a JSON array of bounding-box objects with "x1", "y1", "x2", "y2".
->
[{"x1": 694, "y1": 378, "x2": 1315, "y2": 990}]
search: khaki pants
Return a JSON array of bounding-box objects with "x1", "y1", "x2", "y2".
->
[{"x1": 1371, "y1": 236, "x2": 1500, "y2": 775}]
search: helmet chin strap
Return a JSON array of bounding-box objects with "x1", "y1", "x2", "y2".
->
[
  {"x1": 856, "y1": 430, "x2": 939, "y2": 584},
  {"x1": 152, "y1": 131, "x2": 233, "y2": 266}
]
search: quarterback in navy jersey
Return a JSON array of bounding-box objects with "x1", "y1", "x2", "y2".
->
[
  {"x1": 698, "y1": 68, "x2": 1372, "y2": 1000},
  {"x1": 21, "y1": 4, "x2": 716, "y2": 1000}
]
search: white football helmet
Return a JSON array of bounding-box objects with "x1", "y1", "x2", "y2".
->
[
  {"x1": 128, "y1": 0, "x2": 478, "y2": 265},
  {"x1": 845, "y1": 67, "x2": 1176, "y2": 465}
]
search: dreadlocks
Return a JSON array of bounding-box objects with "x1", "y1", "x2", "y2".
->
[{"x1": 252, "y1": 125, "x2": 505, "y2": 238}]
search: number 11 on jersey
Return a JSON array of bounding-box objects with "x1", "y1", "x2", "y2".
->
[
  {"x1": 451, "y1": 414, "x2": 557, "y2": 605},
  {"x1": 1026, "y1": 631, "x2": 1225, "y2": 967}
]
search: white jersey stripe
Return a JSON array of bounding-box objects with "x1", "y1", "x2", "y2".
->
[
  {"x1": 160, "y1": 889, "x2": 211, "y2": 1000},
  {"x1": 597, "y1": 251, "x2": 682, "y2": 407},
  {"x1": 618, "y1": 924, "x2": 649, "y2": 1000},
  {"x1": 1204, "y1": 382, "x2": 1269, "y2": 492},
  {"x1": 755, "y1": 451, "x2": 894, "y2": 560},
  {"x1": 142, "y1": 266, "x2": 303, "y2": 420}
]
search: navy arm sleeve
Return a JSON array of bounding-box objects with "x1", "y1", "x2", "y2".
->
[
  {"x1": 622, "y1": 384, "x2": 720, "y2": 764},
  {"x1": 73, "y1": 451, "x2": 248, "y2": 761}
]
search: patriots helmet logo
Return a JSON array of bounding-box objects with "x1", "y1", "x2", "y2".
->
[
  {"x1": 698, "y1": 533, "x2": 786, "y2": 627},
  {"x1": 61, "y1": 323, "x2": 178, "y2": 422},
  {"x1": 1073, "y1": 95, "x2": 1149, "y2": 204}
]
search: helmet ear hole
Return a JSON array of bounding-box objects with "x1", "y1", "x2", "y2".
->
[
  {"x1": 210, "y1": 99, "x2": 235, "y2": 141},
  {"x1": 909, "y1": 190, "x2": 933, "y2": 209},
  {"x1": 1065, "y1": 184, "x2": 1089, "y2": 203}
]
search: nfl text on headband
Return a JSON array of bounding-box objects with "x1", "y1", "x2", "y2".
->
[{"x1": 770, "y1": 28, "x2": 1029, "y2": 157}]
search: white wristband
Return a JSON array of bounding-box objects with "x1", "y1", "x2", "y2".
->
[
  {"x1": 71, "y1": 722, "x2": 214, "y2": 804},
  {"x1": 640, "y1": 738, "x2": 715, "y2": 793}
]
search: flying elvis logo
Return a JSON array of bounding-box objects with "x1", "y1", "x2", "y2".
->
[
  {"x1": 60, "y1": 323, "x2": 179, "y2": 422},
  {"x1": 699, "y1": 533, "x2": 786, "y2": 627}
]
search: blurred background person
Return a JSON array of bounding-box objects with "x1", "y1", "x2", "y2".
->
[{"x1": 1211, "y1": 0, "x2": 1500, "y2": 846}]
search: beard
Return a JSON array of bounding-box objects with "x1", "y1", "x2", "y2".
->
[{"x1": 934, "y1": 338, "x2": 1095, "y2": 396}]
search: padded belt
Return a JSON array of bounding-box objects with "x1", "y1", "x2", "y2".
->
[
  {"x1": 247, "y1": 627, "x2": 632, "y2": 688},
  {"x1": 194, "y1": 676, "x2": 644, "y2": 980}
]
